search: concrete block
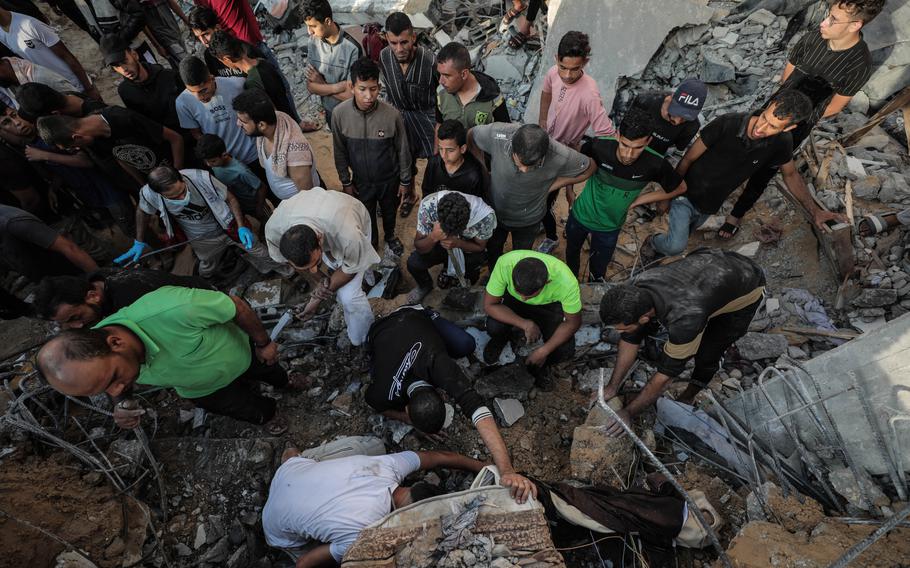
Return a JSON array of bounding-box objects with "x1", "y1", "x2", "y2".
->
[
  {"x1": 746, "y1": 8, "x2": 776, "y2": 26},
  {"x1": 852, "y1": 288, "x2": 899, "y2": 308},
  {"x1": 493, "y1": 398, "x2": 525, "y2": 427},
  {"x1": 475, "y1": 364, "x2": 535, "y2": 401},
  {"x1": 701, "y1": 53, "x2": 736, "y2": 83},
  {"x1": 736, "y1": 241, "x2": 761, "y2": 258},
  {"x1": 736, "y1": 332, "x2": 789, "y2": 361}
]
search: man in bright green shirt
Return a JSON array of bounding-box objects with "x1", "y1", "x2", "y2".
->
[
  {"x1": 483, "y1": 250, "x2": 582, "y2": 390},
  {"x1": 37, "y1": 286, "x2": 294, "y2": 432}
]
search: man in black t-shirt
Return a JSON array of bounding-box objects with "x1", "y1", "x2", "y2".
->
[
  {"x1": 630, "y1": 78, "x2": 705, "y2": 157},
  {"x1": 102, "y1": 35, "x2": 184, "y2": 132},
  {"x1": 420, "y1": 120, "x2": 486, "y2": 199},
  {"x1": 365, "y1": 305, "x2": 535, "y2": 499},
  {"x1": 723, "y1": 0, "x2": 882, "y2": 239},
  {"x1": 34, "y1": 268, "x2": 213, "y2": 329},
  {"x1": 35, "y1": 106, "x2": 184, "y2": 187},
  {"x1": 647, "y1": 90, "x2": 842, "y2": 259}
]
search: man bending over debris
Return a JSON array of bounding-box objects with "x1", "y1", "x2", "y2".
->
[
  {"x1": 598, "y1": 248, "x2": 766, "y2": 436},
  {"x1": 264, "y1": 187, "x2": 380, "y2": 347},
  {"x1": 37, "y1": 286, "x2": 303, "y2": 433},
  {"x1": 643, "y1": 89, "x2": 841, "y2": 260},
  {"x1": 484, "y1": 251, "x2": 582, "y2": 391},
  {"x1": 630, "y1": 78, "x2": 705, "y2": 158},
  {"x1": 115, "y1": 165, "x2": 292, "y2": 280},
  {"x1": 262, "y1": 445, "x2": 486, "y2": 566},
  {"x1": 365, "y1": 305, "x2": 537, "y2": 504},
  {"x1": 34, "y1": 268, "x2": 212, "y2": 329}
]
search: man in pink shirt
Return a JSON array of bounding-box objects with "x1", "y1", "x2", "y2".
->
[{"x1": 537, "y1": 30, "x2": 614, "y2": 252}]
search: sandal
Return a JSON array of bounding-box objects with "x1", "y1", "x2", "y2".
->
[
  {"x1": 502, "y1": 2, "x2": 526, "y2": 25},
  {"x1": 399, "y1": 199, "x2": 415, "y2": 218},
  {"x1": 508, "y1": 28, "x2": 529, "y2": 49},
  {"x1": 437, "y1": 273, "x2": 458, "y2": 289},
  {"x1": 718, "y1": 222, "x2": 740, "y2": 240}
]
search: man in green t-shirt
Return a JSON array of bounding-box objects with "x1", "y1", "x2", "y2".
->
[
  {"x1": 483, "y1": 250, "x2": 582, "y2": 390},
  {"x1": 37, "y1": 286, "x2": 299, "y2": 433},
  {"x1": 567, "y1": 107, "x2": 686, "y2": 281}
]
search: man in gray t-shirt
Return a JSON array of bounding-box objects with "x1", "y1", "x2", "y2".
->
[
  {"x1": 302, "y1": 0, "x2": 363, "y2": 123},
  {"x1": 469, "y1": 123, "x2": 594, "y2": 269},
  {"x1": 176, "y1": 56, "x2": 258, "y2": 166}
]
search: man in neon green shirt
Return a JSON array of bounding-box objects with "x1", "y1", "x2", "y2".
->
[
  {"x1": 483, "y1": 250, "x2": 582, "y2": 390},
  {"x1": 37, "y1": 286, "x2": 295, "y2": 432}
]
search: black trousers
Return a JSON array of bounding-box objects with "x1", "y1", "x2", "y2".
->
[
  {"x1": 542, "y1": 191, "x2": 559, "y2": 241},
  {"x1": 485, "y1": 295, "x2": 575, "y2": 367},
  {"x1": 688, "y1": 298, "x2": 762, "y2": 388},
  {"x1": 406, "y1": 244, "x2": 486, "y2": 288},
  {"x1": 361, "y1": 181, "x2": 401, "y2": 247},
  {"x1": 486, "y1": 221, "x2": 540, "y2": 270},
  {"x1": 188, "y1": 353, "x2": 288, "y2": 424}
]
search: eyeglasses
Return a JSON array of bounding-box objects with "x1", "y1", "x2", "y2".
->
[{"x1": 822, "y1": 10, "x2": 859, "y2": 26}]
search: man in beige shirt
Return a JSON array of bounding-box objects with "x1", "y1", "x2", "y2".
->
[{"x1": 265, "y1": 187, "x2": 380, "y2": 345}]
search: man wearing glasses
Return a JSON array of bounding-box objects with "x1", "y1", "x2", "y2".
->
[
  {"x1": 716, "y1": 0, "x2": 883, "y2": 240},
  {"x1": 467, "y1": 123, "x2": 595, "y2": 269}
]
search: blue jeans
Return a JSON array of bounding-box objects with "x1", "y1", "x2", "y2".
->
[
  {"x1": 652, "y1": 196, "x2": 711, "y2": 257},
  {"x1": 564, "y1": 212, "x2": 619, "y2": 281},
  {"x1": 427, "y1": 309, "x2": 476, "y2": 359}
]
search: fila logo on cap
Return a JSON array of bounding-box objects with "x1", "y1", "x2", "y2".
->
[{"x1": 678, "y1": 92, "x2": 700, "y2": 106}]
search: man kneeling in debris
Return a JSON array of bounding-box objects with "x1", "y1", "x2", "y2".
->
[
  {"x1": 263, "y1": 445, "x2": 488, "y2": 567},
  {"x1": 37, "y1": 287, "x2": 301, "y2": 433},
  {"x1": 484, "y1": 251, "x2": 582, "y2": 390},
  {"x1": 365, "y1": 306, "x2": 537, "y2": 504},
  {"x1": 598, "y1": 248, "x2": 765, "y2": 435},
  {"x1": 115, "y1": 165, "x2": 292, "y2": 279},
  {"x1": 34, "y1": 268, "x2": 212, "y2": 329},
  {"x1": 265, "y1": 188, "x2": 380, "y2": 347}
]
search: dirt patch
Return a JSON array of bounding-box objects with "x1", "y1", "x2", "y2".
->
[
  {"x1": 0, "y1": 451, "x2": 148, "y2": 567},
  {"x1": 727, "y1": 520, "x2": 910, "y2": 568}
]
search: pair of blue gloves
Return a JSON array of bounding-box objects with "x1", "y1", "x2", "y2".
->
[{"x1": 113, "y1": 228, "x2": 256, "y2": 265}]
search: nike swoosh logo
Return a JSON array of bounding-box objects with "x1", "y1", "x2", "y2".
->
[{"x1": 632, "y1": 175, "x2": 644, "y2": 179}]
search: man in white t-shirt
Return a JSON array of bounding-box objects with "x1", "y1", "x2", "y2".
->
[
  {"x1": 0, "y1": 56, "x2": 78, "y2": 92},
  {"x1": 262, "y1": 447, "x2": 484, "y2": 565},
  {"x1": 0, "y1": 7, "x2": 99, "y2": 100},
  {"x1": 176, "y1": 56, "x2": 258, "y2": 170}
]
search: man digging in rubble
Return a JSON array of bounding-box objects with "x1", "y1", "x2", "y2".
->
[
  {"x1": 598, "y1": 248, "x2": 766, "y2": 436},
  {"x1": 264, "y1": 188, "x2": 380, "y2": 348},
  {"x1": 642, "y1": 89, "x2": 842, "y2": 261},
  {"x1": 37, "y1": 286, "x2": 306, "y2": 434},
  {"x1": 630, "y1": 78, "x2": 705, "y2": 158},
  {"x1": 262, "y1": 445, "x2": 490, "y2": 567},
  {"x1": 364, "y1": 305, "x2": 537, "y2": 504},
  {"x1": 484, "y1": 251, "x2": 582, "y2": 391}
]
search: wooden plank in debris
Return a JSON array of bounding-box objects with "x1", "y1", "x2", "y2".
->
[
  {"x1": 840, "y1": 86, "x2": 910, "y2": 147},
  {"x1": 774, "y1": 325, "x2": 859, "y2": 340},
  {"x1": 774, "y1": 178, "x2": 855, "y2": 279}
]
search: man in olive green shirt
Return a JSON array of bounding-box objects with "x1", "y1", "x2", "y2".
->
[
  {"x1": 37, "y1": 286, "x2": 295, "y2": 431},
  {"x1": 483, "y1": 250, "x2": 582, "y2": 390}
]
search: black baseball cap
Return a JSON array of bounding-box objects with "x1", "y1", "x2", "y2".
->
[
  {"x1": 667, "y1": 78, "x2": 707, "y2": 121},
  {"x1": 100, "y1": 34, "x2": 128, "y2": 66}
]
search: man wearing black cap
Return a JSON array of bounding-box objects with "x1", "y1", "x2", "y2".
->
[
  {"x1": 630, "y1": 78, "x2": 706, "y2": 157},
  {"x1": 101, "y1": 35, "x2": 184, "y2": 133}
]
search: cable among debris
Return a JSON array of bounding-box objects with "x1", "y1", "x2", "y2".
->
[
  {"x1": 827, "y1": 504, "x2": 910, "y2": 568},
  {"x1": 595, "y1": 370, "x2": 733, "y2": 568}
]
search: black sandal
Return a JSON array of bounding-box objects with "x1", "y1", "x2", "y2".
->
[
  {"x1": 399, "y1": 200, "x2": 415, "y2": 218},
  {"x1": 718, "y1": 222, "x2": 740, "y2": 240}
]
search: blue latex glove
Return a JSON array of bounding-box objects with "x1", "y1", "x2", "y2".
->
[
  {"x1": 114, "y1": 240, "x2": 149, "y2": 265},
  {"x1": 238, "y1": 227, "x2": 255, "y2": 250}
]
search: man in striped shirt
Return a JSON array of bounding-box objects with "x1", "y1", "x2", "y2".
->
[
  {"x1": 720, "y1": 0, "x2": 883, "y2": 240},
  {"x1": 379, "y1": 12, "x2": 438, "y2": 217}
]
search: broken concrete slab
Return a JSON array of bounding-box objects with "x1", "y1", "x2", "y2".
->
[
  {"x1": 851, "y1": 288, "x2": 899, "y2": 308},
  {"x1": 829, "y1": 466, "x2": 890, "y2": 513},
  {"x1": 701, "y1": 52, "x2": 736, "y2": 83},
  {"x1": 570, "y1": 398, "x2": 633, "y2": 484},
  {"x1": 493, "y1": 398, "x2": 525, "y2": 427},
  {"x1": 524, "y1": 0, "x2": 715, "y2": 125},
  {"x1": 736, "y1": 332, "x2": 789, "y2": 360},
  {"x1": 329, "y1": 0, "x2": 429, "y2": 13},
  {"x1": 474, "y1": 364, "x2": 535, "y2": 401},
  {"x1": 745, "y1": 482, "x2": 825, "y2": 533},
  {"x1": 243, "y1": 279, "x2": 282, "y2": 308}
]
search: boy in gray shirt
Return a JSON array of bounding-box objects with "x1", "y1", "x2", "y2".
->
[
  {"x1": 302, "y1": 0, "x2": 363, "y2": 124},
  {"x1": 468, "y1": 123, "x2": 594, "y2": 268}
]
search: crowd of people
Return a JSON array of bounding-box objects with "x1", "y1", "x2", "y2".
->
[{"x1": 0, "y1": 0, "x2": 887, "y2": 564}]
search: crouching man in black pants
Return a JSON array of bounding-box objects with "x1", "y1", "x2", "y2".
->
[{"x1": 598, "y1": 248, "x2": 765, "y2": 435}]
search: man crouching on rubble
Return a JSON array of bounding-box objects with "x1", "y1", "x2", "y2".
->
[
  {"x1": 365, "y1": 305, "x2": 537, "y2": 505},
  {"x1": 37, "y1": 286, "x2": 305, "y2": 434},
  {"x1": 598, "y1": 248, "x2": 765, "y2": 436}
]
